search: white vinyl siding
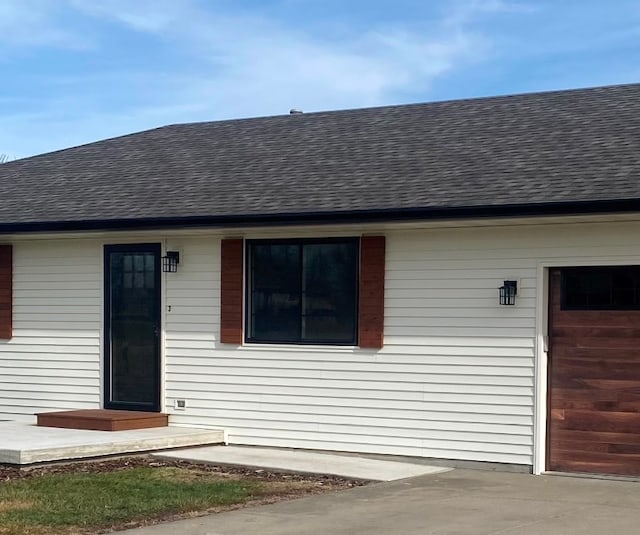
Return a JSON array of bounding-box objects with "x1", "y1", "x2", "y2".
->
[
  {"x1": 5, "y1": 219, "x2": 640, "y2": 467},
  {"x1": 163, "y1": 222, "x2": 640, "y2": 466},
  {"x1": 164, "y1": 231, "x2": 534, "y2": 465},
  {"x1": 0, "y1": 240, "x2": 102, "y2": 421}
]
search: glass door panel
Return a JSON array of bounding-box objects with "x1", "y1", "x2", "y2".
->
[{"x1": 104, "y1": 244, "x2": 161, "y2": 411}]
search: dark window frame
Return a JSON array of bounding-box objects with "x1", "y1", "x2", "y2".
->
[
  {"x1": 245, "y1": 237, "x2": 359, "y2": 345},
  {"x1": 561, "y1": 265, "x2": 640, "y2": 310}
]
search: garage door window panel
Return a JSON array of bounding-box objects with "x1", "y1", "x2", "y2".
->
[{"x1": 562, "y1": 266, "x2": 640, "y2": 310}]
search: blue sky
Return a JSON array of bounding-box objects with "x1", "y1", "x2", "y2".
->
[{"x1": 1, "y1": 0, "x2": 640, "y2": 158}]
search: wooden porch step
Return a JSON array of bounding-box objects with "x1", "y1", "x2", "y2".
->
[{"x1": 36, "y1": 409, "x2": 169, "y2": 432}]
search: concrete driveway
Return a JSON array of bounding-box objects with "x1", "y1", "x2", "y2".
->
[{"x1": 121, "y1": 468, "x2": 640, "y2": 534}]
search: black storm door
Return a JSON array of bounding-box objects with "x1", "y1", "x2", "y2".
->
[{"x1": 104, "y1": 244, "x2": 161, "y2": 412}]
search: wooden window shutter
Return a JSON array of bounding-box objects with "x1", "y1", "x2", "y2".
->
[
  {"x1": 0, "y1": 245, "x2": 12, "y2": 340},
  {"x1": 220, "y1": 239, "x2": 244, "y2": 344},
  {"x1": 359, "y1": 236, "x2": 385, "y2": 348}
]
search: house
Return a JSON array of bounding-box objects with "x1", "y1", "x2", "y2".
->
[{"x1": 1, "y1": 82, "x2": 640, "y2": 477}]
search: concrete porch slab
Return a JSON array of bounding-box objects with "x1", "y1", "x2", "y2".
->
[
  {"x1": 0, "y1": 422, "x2": 225, "y2": 465},
  {"x1": 155, "y1": 446, "x2": 452, "y2": 481}
]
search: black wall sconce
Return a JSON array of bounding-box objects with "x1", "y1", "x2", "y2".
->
[
  {"x1": 162, "y1": 251, "x2": 180, "y2": 273},
  {"x1": 499, "y1": 280, "x2": 518, "y2": 305}
]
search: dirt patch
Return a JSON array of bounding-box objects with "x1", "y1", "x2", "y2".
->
[
  {"x1": 0, "y1": 455, "x2": 366, "y2": 488},
  {"x1": 0, "y1": 499, "x2": 33, "y2": 513}
]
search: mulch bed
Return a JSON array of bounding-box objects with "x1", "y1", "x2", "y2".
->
[{"x1": 0, "y1": 454, "x2": 368, "y2": 488}]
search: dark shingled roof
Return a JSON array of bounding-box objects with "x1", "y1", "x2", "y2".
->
[{"x1": 1, "y1": 83, "x2": 640, "y2": 232}]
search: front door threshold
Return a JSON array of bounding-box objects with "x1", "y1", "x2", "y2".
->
[{"x1": 36, "y1": 409, "x2": 168, "y2": 431}]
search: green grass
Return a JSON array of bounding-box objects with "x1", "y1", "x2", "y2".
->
[{"x1": 0, "y1": 467, "x2": 259, "y2": 534}]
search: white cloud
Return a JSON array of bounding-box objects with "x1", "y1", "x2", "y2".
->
[
  {"x1": 446, "y1": 0, "x2": 536, "y2": 22},
  {"x1": 0, "y1": 0, "x2": 87, "y2": 49},
  {"x1": 67, "y1": 0, "x2": 488, "y2": 114},
  {"x1": 68, "y1": 0, "x2": 192, "y2": 33},
  {"x1": 191, "y1": 29, "x2": 479, "y2": 116},
  {"x1": 0, "y1": 0, "x2": 510, "y2": 156}
]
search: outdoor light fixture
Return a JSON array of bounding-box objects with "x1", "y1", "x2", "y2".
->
[
  {"x1": 162, "y1": 251, "x2": 180, "y2": 273},
  {"x1": 499, "y1": 280, "x2": 518, "y2": 305}
]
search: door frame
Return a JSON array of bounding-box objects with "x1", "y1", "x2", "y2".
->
[{"x1": 103, "y1": 243, "x2": 162, "y2": 412}]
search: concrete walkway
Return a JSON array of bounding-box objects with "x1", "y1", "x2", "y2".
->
[
  {"x1": 155, "y1": 446, "x2": 450, "y2": 481},
  {"x1": 120, "y1": 468, "x2": 640, "y2": 535}
]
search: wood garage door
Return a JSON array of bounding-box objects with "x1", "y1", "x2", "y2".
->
[{"x1": 548, "y1": 267, "x2": 640, "y2": 476}]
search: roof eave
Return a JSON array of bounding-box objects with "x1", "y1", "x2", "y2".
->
[{"x1": 1, "y1": 198, "x2": 640, "y2": 234}]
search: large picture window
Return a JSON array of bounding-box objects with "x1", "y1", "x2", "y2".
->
[{"x1": 247, "y1": 239, "x2": 358, "y2": 344}]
